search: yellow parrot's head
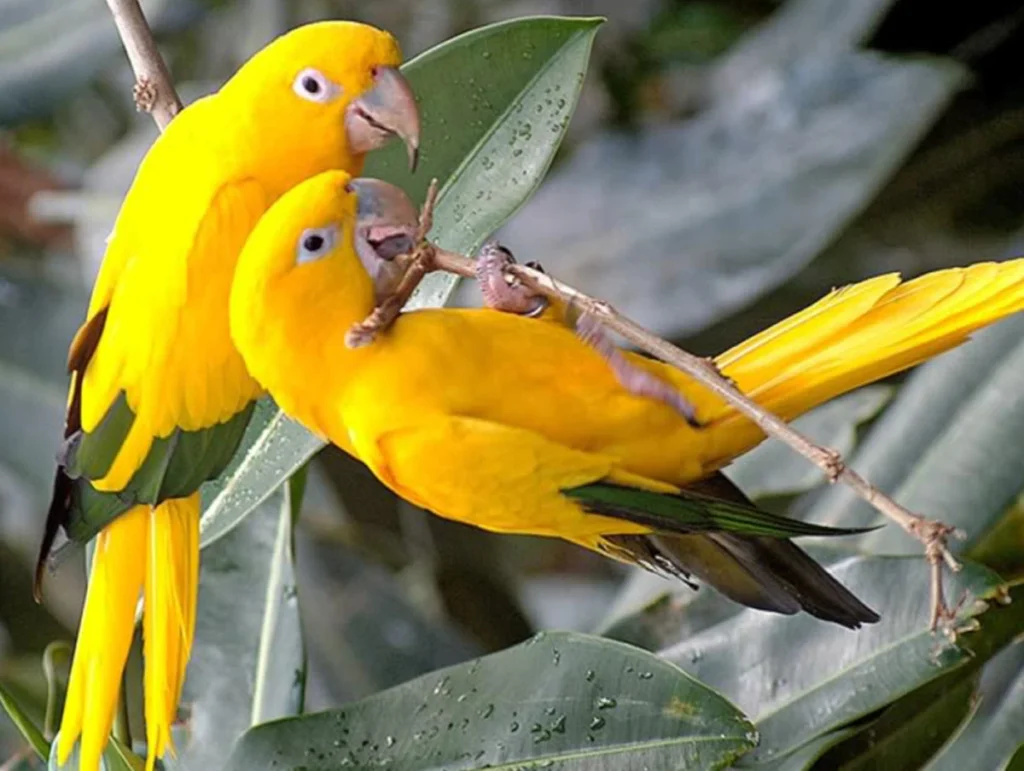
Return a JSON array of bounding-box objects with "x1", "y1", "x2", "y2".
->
[
  {"x1": 221, "y1": 21, "x2": 420, "y2": 188},
  {"x1": 231, "y1": 170, "x2": 419, "y2": 348}
]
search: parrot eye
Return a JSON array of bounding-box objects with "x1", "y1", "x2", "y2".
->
[
  {"x1": 292, "y1": 68, "x2": 339, "y2": 103},
  {"x1": 296, "y1": 225, "x2": 338, "y2": 265}
]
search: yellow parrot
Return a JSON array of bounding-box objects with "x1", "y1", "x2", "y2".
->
[
  {"x1": 37, "y1": 23, "x2": 419, "y2": 771},
  {"x1": 230, "y1": 172, "x2": 1024, "y2": 633}
]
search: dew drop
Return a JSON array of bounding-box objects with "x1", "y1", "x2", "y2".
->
[{"x1": 589, "y1": 716, "x2": 605, "y2": 730}]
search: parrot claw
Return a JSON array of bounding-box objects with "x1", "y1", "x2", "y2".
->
[
  {"x1": 476, "y1": 242, "x2": 549, "y2": 317},
  {"x1": 576, "y1": 313, "x2": 703, "y2": 429}
]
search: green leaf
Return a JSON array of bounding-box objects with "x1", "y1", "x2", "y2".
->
[
  {"x1": 810, "y1": 668, "x2": 979, "y2": 771},
  {"x1": 659, "y1": 558, "x2": 1021, "y2": 766},
  {"x1": 179, "y1": 487, "x2": 306, "y2": 769},
  {"x1": 0, "y1": 681, "x2": 49, "y2": 760},
  {"x1": 804, "y1": 317, "x2": 1024, "y2": 553},
  {"x1": 598, "y1": 567, "x2": 746, "y2": 652},
  {"x1": 1007, "y1": 743, "x2": 1024, "y2": 771},
  {"x1": 498, "y1": 45, "x2": 963, "y2": 340},
  {"x1": 46, "y1": 735, "x2": 145, "y2": 771},
  {"x1": 249, "y1": 470, "x2": 306, "y2": 726},
  {"x1": 104, "y1": 738, "x2": 146, "y2": 771},
  {"x1": 198, "y1": 15, "x2": 603, "y2": 549},
  {"x1": 225, "y1": 631, "x2": 755, "y2": 771},
  {"x1": 926, "y1": 643, "x2": 1024, "y2": 771},
  {"x1": 741, "y1": 729, "x2": 858, "y2": 771},
  {"x1": 297, "y1": 532, "x2": 481, "y2": 705}
]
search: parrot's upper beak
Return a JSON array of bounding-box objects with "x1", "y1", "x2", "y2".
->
[
  {"x1": 345, "y1": 67, "x2": 421, "y2": 171},
  {"x1": 348, "y1": 178, "x2": 419, "y2": 295}
]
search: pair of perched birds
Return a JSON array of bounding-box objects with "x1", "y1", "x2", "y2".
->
[{"x1": 33, "y1": 19, "x2": 1024, "y2": 771}]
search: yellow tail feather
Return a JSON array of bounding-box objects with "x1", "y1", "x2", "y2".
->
[
  {"x1": 705, "y1": 259, "x2": 1024, "y2": 465},
  {"x1": 58, "y1": 494, "x2": 200, "y2": 771},
  {"x1": 143, "y1": 494, "x2": 199, "y2": 771},
  {"x1": 58, "y1": 507, "x2": 146, "y2": 771}
]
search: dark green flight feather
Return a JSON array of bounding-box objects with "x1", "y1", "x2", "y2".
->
[
  {"x1": 36, "y1": 300, "x2": 256, "y2": 597},
  {"x1": 562, "y1": 482, "x2": 878, "y2": 539}
]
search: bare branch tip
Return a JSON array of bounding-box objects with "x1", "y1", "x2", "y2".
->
[{"x1": 416, "y1": 179, "x2": 440, "y2": 241}]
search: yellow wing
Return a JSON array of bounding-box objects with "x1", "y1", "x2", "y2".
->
[
  {"x1": 73, "y1": 101, "x2": 268, "y2": 491},
  {"x1": 353, "y1": 412, "x2": 654, "y2": 541}
]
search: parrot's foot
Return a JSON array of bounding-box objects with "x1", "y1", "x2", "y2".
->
[
  {"x1": 905, "y1": 516, "x2": 967, "y2": 634},
  {"x1": 930, "y1": 588, "x2": 979, "y2": 647},
  {"x1": 476, "y1": 242, "x2": 549, "y2": 317},
  {"x1": 576, "y1": 314, "x2": 703, "y2": 429}
]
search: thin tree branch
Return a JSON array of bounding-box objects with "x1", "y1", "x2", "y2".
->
[{"x1": 105, "y1": 0, "x2": 182, "y2": 129}]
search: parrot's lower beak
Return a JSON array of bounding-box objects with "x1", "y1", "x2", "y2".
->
[
  {"x1": 345, "y1": 67, "x2": 421, "y2": 171},
  {"x1": 348, "y1": 177, "x2": 419, "y2": 297}
]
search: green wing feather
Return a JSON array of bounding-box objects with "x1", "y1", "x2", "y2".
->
[
  {"x1": 62, "y1": 396, "x2": 255, "y2": 542},
  {"x1": 562, "y1": 482, "x2": 878, "y2": 539}
]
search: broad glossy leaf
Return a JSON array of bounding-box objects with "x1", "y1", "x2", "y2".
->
[
  {"x1": 660, "y1": 558, "x2": 1020, "y2": 766},
  {"x1": 805, "y1": 317, "x2": 1024, "y2": 553},
  {"x1": 179, "y1": 487, "x2": 306, "y2": 770},
  {"x1": 249, "y1": 470, "x2": 306, "y2": 726},
  {"x1": 46, "y1": 735, "x2": 144, "y2": 771},
  {"x1": 297, "y1": 525, "x2": 481, "y2": 707},
  {"x1": 1008, "y1": 743, "x2": 1024, "y2": 771},
  {"x1": 926, "y1": 643, "x2": 1024, "y2": 771},
  {"x1": 598, "y1": 565, "x2": 746, "y2": 652},
  {"x1": 199, "y1": 15, "x2": 603, "y2": 549},
  {"x1": 740, "y1": 729, "x2": 857, "y2": 771},
  {"x1": 810, "y1": 668, "x2": 978, "y2": 770},
  {"x1": 0, "y1": 681, "x2": 48, "y2": 759},
  {"x1": 497, "y1": 49, "x2": 963, "y2": 339},
  {"x1": 225, "y1": 631, "x2": 756, "y2": 771}
]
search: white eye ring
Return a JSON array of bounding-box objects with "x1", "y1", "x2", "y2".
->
[
  {"x1": 296, "y1": 225, "x2": 338, "y2": 265},
  {"x1": 292, "y1": 68, "x2": 340, "y2": 103}
]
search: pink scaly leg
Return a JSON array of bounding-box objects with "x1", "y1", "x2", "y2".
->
[
  {"x1": 475, "y1": 242, "x2": 549, "y2": 317},
  {"x1": 475, "y1": 242, "x2": 702, "y2": 428},
  {"x1": 576, "y1": 314, "x2": 702, "y2": 428}
]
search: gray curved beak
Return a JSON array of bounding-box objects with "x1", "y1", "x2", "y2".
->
[
  {"x1": 348, "y1": 177, "x2": 419, "y2": 301},
  {"x1": 345, "y1": 67, "x2": 421, "y2": 171}
]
